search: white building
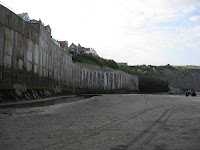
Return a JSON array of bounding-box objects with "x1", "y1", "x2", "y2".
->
[
  {"x1": 18, "y1": 13, "x2": 30, "y2": 22},
  {"x1": 90, "y1": 48, "x2": 98, "y2": 56},
  {"x1": 85, "y1": 48, "x2": 98, "y2": 56}
]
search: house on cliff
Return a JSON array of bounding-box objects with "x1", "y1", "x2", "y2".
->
[
  {"x1": 77, "y1": 44, "x2": 85, "y2": 54},
  {"x1": 117, "y1": 62, "x2": 128, "y2": 66},
  {"x1": 58, "y1": 41, "x2": 68, "y2": 48},
  {"x1": 58, "y1": 41, "x2": 68, "y2": 51},
  {"x1": 85, "y1": 48, "x2": 90, "y2": 54},
  {"x1": 18, "y1": 13, "x2": 43, "y2": 26},
  {"x1": 18, "y1": 13, "x2": 30, "y2": 22},
  {"x1": 84, "y1": 48, "x2": 98, "y2": 56},
  {"x1": 90, "y1": 48, "x2": 98, "y2": 56},
  {"x1": 51, "y1": 38, "x2": 61, "y2": 47},
  {"x1": 69, "y1": 43, "x2": 85, "y2": 55},
  {"x1": 81, "y1": 47, "x2": 86, "y2": 54},
  {"x1": 69, "y1": 43, "x2": 77, "y2": 54}
]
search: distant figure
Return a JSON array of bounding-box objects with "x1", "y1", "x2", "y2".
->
[
  {"x1": 185, "y1": 91, "x2": 190, "y2": 96},
  {"x1": 185, "y1": 89, "x2": 196, "y2": 97},
  {"x1": 191, "y1": 92, "x2": 196, "y2": 96}
]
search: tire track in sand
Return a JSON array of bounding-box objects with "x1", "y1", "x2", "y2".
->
[
  {"x1": 44, "y1": 106, "x2": 164, "y2": 150},
  {"x1": 112, "y1": 107, "x2": 186, "y2": 150}
]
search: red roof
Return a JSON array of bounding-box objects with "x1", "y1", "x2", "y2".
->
[
  {"x1": 58, "y1": 41, "x2": 66, "y2": 48},
  {"x1": 117, "y1": 62, "x2": 128, "y2": 65},
  {"x1": 85, "y1": 48, "x2": 90, "y2": 51}
]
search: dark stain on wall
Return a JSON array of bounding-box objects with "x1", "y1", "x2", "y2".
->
[{"x1": 139, "y1": 75, "x2": 169, "y2": 92}]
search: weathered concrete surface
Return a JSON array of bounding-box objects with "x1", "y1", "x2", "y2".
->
[
  {"x1": 0, "y1": 4, "x2": 139, "y2": 95},
  {"x1": 0, "y1": 94, "x2": 200, "y2": 150}
]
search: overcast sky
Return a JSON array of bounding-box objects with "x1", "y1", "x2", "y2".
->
[{"x1": 1, "y1": 0, "x2": 200, "y2": 66}]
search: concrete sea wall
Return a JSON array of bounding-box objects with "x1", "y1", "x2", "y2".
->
[
  {"x1": 139, "y1": 75, "x2": 169, "y2": 92},
  {"x1": 0, "y1": 4, "x2": 139, "y2": 98}
]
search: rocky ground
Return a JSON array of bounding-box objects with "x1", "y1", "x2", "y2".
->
[{"x1": 0, "y1": 94, "x2": 200, "y2": 150}]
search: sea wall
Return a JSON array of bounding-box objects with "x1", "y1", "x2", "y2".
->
[
  {"x1": 139, "y1": 75, "x2": 169, "y2": 92},
  {"x1": 72, "y1": 63, "x2": 138, "y2": 93},
  {"x1": 0, "y1": 4, "x2": 139, "y2": 97}
]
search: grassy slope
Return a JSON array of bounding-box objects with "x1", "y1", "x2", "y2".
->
[
  {"x1": 72, "y1": 54, "x2": 119, "y2": 69},
  {"x1": 123, "y1": 65, "x2": 200, "y2": 80},
  {"x1": 72, "y1": 54, "x2": 200, "y2": 81}
]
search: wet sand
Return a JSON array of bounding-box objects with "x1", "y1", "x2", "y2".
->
[{"x1": 0, "y1": 94, "x2": 200, "y2": 150}]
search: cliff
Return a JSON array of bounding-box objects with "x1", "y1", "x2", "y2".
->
[
  {"x1": 169, "y1": 72, "x2": 200, "y2": 91},
  {"x1": 125, "y1": 65, "x2": 200, "y2": 92}
]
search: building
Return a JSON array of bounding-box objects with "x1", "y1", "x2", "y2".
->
[
  {"x1": 117, "y1": 62, "x2": 128, "y2": 66},
  {"x1": 51, "y1": 38, "x2": 61, "y2": 47},
  {"x1": 90, "y1": 48, "x2": 98, "y2": 56},
  {"x1": 81, "y1": 47, "x2": 86, "y2": 54},
  {"x1": 85, "y1": 48, "x2": 91, "y2": 54},
  {"x1": 77, "y1": 44, "x2": 84, "y2": 54},
  {"x1": 84, "y1": 48, "x2": 98, "y2": 56},
  {"x1": 69, "y1": 43, "x2": 77, "y2": 54},
  {"x1": 69, "y1": 43, "x2": 88, "y2": 55},
  {"x1": 18, "y1": 13, "x2": 30, "y2": 22},
  {"x1": 58, "y1": 41, "x2": 68, "y2": 49}
]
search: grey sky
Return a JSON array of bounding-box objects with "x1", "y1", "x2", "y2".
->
[{"x1": 1, "y1": 0, "x2": 200, "y2": 65}]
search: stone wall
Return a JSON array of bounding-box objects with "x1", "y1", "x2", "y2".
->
[{"x1": 0, "y1": 4, "x2": 139, "y2": 96}]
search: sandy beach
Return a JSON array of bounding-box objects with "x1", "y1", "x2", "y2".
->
[{"x1": 0, "y1": 94, "x2": 200, "y2": 150}]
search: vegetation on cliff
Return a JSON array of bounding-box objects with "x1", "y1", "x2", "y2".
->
[
  {"x1": 119, "y1": 64, "x2": 200, "y2": 80},
  {"x1": 72, "y1": 54, "x2": 119, "y2": 69},
  {"x1": 72, "y1": 54, "x2": 200, "y2": 81}
]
